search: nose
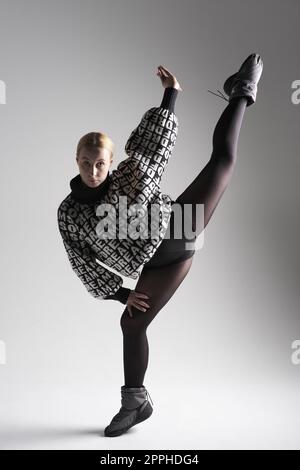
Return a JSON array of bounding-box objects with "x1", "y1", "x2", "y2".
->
[{"x1": 89, "y1": 166, "x2": 97, "y2": 177}]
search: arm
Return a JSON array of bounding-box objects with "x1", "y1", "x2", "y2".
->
[
  {"x1": 116, "y1": 98, "x2": 179, "y2": 190},
  {"x1": 160, "y1": 86, "x2": 178, "y2": 113},
  {"x1": 123, "y1": 98, "x2": 179, "y2": 171},
  {"x1": 58, "y1": 212, "x2": 124, "y2": 300},
  {"x1": 113, "y1": 66, "x2": 181, "y2": 191}
]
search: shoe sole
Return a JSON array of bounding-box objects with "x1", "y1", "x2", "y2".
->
[{"x1": 104, "y1": 401, "x2": 153, "y2": 437}]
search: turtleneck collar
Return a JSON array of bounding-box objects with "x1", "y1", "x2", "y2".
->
[{"x1": 70, "y1": 172, "x2": 111, "y2": 204}]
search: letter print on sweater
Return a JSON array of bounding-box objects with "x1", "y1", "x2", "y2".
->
[{"x1": 57, "y1": 105, "x2": 179, "y2": 300}]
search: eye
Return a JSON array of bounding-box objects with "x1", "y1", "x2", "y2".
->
[{"x1": 97, "y1": 162, "x2": 105, "y2": 167}]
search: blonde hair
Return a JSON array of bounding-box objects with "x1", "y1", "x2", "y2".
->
[{"x1": 76, "y1": 132, "x2": 114, "y2": 160}]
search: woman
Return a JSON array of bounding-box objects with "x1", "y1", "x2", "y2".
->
[{"x1": 57, "y1": 54, "x2": 263, "y2": 437}]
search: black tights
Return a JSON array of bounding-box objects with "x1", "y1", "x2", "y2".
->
[{"x1": 120, "y1": 97, "x2": 248, "y2": 387}]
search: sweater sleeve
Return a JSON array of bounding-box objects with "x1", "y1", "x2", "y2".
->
[
  {"x1": 159, "y1": 87, "x2": 178, "y2": 113},
  {"x1": 103, "y1": 286, "x2": 131, "y2": 304},
  {"x1": 114, "y1": 91, "x2": 179, "y2": 192},
  {"x1": 58, "y1": 211, "x2": 124, "y2": 299}
]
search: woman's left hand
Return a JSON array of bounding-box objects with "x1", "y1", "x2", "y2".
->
[
  {"x1": 156, "y1": 65, "x2": 183, "y2": 91},
  {"x1": 126, "y1": 290, "x2": 151, "y2": 318}
]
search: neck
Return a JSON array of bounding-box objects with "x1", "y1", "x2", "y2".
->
[{"x1": 70, "y1": 172, "x2": 110, "y2": 204}]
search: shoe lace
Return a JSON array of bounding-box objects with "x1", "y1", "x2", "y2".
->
[
  {"x1": 207, "y1": 89, "x2": 229, "y2": 102},
  {"x1": 146, "y1": 389, "x2": 154, "y2": 407}
]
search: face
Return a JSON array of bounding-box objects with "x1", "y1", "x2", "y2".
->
[{"x1": 76, "y1": 147, "x2": 113, "y2": 188}]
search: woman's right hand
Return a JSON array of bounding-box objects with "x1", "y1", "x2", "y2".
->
[
  {"x1": 156, "y1": 65, "x2": 183, "y2": 91},
  {"x1": 126, "y1": 290, "x2": 151, "y2": 318}
]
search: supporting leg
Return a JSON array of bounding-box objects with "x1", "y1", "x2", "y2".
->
[{"x1": 120, "y1": 256, "x2": 194, "y2": 387}]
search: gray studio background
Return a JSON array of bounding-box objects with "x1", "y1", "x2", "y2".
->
[{"x1": 0, "y1": 0, "x2": 299, "y2": 450}]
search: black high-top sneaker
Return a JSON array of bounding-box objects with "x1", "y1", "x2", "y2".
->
[
  {"x1": 104, "y1": 385, "x2": 154, "y2": 437},
  {"x1": 208, "y1": 53, "x2": 263, "y2": 106}
]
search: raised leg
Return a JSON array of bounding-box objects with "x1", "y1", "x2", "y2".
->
[
  {"x1": 119, "y1": 97, "x2": 248, "y2": 388},
  {"x1": 176, "y1": 97, "x2": 248, "y2": 233},
  {"x1": 120, "y1": 256, "x2": 194, "y2": 387}
]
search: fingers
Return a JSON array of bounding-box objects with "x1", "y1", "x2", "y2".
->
[
  {"x1": 158, "y1": 65, "x2": 172, "y2": 76},
  {"x1": 127, "y1": 291, "x2": 151, "y2": 316},
  {"x1": 134, "y1": 292, "x2": 150, "y2": 299},
  {"x1": 137, "y1": 300, "x2": 151, "y2": 308},
  {"x1": 134, "y1": 302, "x2": 150, "y2": 312},
  {"x1": 133, "y1": 304, "x2": 147, "y2": 312},
  {"x1": 127, "y1": 302, "x2": 147, "y2": 317},
  {"x1": 156, "y1": 65, "x2": 183, "y2": 90},
  {"x1": 157, "y1": 66, "x2": 169, "y2": 79},
  {"x1": 156, "y1": 68, "x2": 164, "y2": 79},
  {"x1": 134, "y1": 292, "x2": 151, "y2": 309},
  {"x1": 159, "y1": 68, "x2": 168, "y2": 78},
  {"x1": 133, "y1": 297, "x2": 151, "y2": 312}
]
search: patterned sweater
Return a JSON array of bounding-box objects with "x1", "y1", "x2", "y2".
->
[{"x1": 57, "y1": 87, "x2": 178, "y2": 304}]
